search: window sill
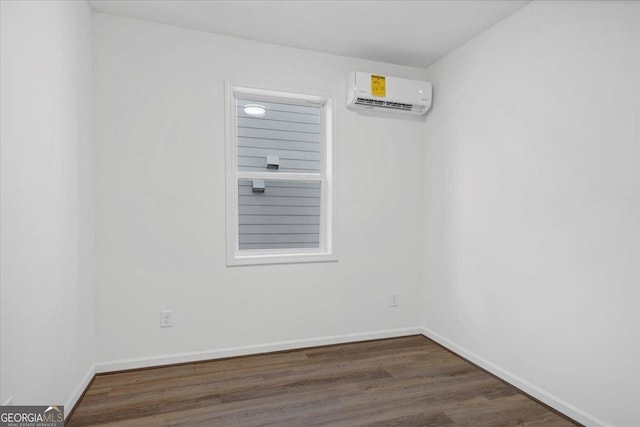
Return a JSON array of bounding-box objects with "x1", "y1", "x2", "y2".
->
[{"x1": 226, "y1": 251, "x2": 338, "y2": 266}]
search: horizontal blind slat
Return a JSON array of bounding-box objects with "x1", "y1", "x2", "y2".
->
[
  {"x1": 240, "y1": 242, "x2": 320, "y2": 250},
  {"x1": 237, "y1": 117, "x2": 321, "y2": 134},
  {"x1": 238, "y1": 185, "x2": 320, "y2": 198},
  {"x1": 238, "y1": 146, "x2": 321, "y2": 162},
  {"x1": 240, "y1": 224, "x2": 320, "y2": 234},
  {"x1": 238, "y1": 137, "x2": 320, "y2": 152},
  {"x1": 238, "y1": 156, "x2": 321, "y2": 173},
  {"x1": 239, "y1": 215, "x2": 320, "y2": 225},
  {"x1": 239, "y1": 195, "x2": 320, "y2": 207},
  {"x1": 238, "y1": 127, "x2": 320, "y2": 143},
  {"x1": 239, "y1": 205, "x2": 320, "y2": 216},
  {"x1": 240, "y1": 234, "x2": 320, "y2": 244},
  {"x1": 239, "y1": 180, "x2": 320, "y2": 189}
]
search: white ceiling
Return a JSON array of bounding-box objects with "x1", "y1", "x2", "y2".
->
[{"x1": 88, "y1": 0, "x2": 530, "y2": 69}]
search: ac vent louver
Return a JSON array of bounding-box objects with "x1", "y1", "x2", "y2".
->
[{"x1": 355, "y1": 97, "x2": 414, "y2": 111}]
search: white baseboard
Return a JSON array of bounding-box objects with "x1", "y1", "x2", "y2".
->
[
  {"x1": 95, "y1": 327, "x2": 422, "y2": 373},
  {"x1": 64, "y1": 365, "x2": 95, "y2": 419},
  {"x1": 420, "y1": 327, "x2": 610, "y2": 427}
]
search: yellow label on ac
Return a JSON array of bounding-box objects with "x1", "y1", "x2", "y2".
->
[{"x1": 371, "y1": 75, "x2": 386, "y2": 97}]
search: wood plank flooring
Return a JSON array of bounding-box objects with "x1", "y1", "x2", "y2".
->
[{"x1": 67, "y1": 336, "x2": 579, "y2": 426}]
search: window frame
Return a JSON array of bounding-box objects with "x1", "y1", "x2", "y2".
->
[{"x1": 225, "y1": 83, "x2": 336, "y2": 266}]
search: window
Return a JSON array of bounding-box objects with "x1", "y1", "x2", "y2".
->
[{"x1": 225, "y1": 85, "x2": 335, "y2": 265}]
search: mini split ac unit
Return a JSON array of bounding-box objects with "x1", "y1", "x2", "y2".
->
[{"x1": 346, "y1": 71, "x2": 432, "y2": 116}]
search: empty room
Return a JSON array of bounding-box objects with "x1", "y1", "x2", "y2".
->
[{"x1": 1, "y1": 0, "x2": 638, "y2": 426}]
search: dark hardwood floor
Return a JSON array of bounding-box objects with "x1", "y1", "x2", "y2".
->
[{"x1": 67, "y1": 335, "x2": 578, "y2": 426}]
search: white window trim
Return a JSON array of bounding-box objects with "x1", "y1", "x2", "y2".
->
[{"x1": 224, "y1": 82, "x2": 337, "y2": 266}]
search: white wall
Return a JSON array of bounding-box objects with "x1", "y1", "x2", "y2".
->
[
  {"x1": 92, "y1": 13, "x2": 426, "y2": 369},
  {"x1": 0, "y1": 0, "x2": 95, "y2": 410},
  {"x1": 422, "y1": 1, "x2": 640, "y2": 426}
]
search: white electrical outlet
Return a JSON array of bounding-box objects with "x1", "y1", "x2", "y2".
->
[
  {"x1": 160, "y1": 310, "x2": 173, "y2": 328},
  {"x1": 389, "y1": 293, "x2": 399, "y2": 307}
]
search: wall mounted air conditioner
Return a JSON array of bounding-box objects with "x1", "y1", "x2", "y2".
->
[{"x1": 346, "y1": 71, "x2": 432, "y2": 116}]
